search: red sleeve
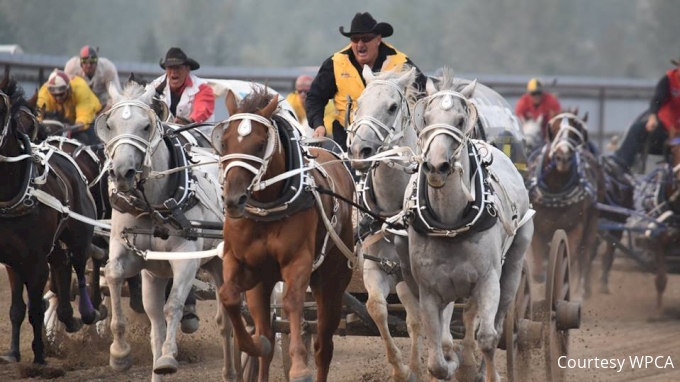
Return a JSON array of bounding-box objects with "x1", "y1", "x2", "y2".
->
[
  {"x1": 546, "y1": 93, "x2": 561, "y2": 114},
  {"x1": 189, "y1": 83, "x2": 215, "y2": 123},
  {"x1": 515, "y1": 95, "x2": 529, "y2": 118}
]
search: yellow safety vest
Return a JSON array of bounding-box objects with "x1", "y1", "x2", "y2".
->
[{"x1": 332, "y1": 43, "x2": 408, "y2": 129}]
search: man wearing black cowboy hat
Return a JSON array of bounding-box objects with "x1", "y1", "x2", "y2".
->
[
  {"x1": 151, "y1": 47, "x2": 215, "y2": 125},
  {"x1": 305, "y1": 12, "x2": 427, "y2": 150},
  {"x1": 608, "y1": 56, "x2": 680, "y2": 172}
]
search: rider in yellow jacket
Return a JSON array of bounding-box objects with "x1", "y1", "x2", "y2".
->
[{"x1": 37, "y1": 69, "x2": 102, "y2": 144}]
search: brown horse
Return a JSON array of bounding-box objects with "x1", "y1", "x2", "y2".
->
[
  {"x1": 215, "y1": 86, "x2": 355, "y2": 382},
  {"x1": 527, "y1": 111, "x2": 605, "y2": 299},
  {"x1": 0, "y1": 76, "x2": 102, "y2": 364}
]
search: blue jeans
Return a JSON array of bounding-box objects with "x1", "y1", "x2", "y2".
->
[{"x1": 613, "y1": 120, "x2": 668, "y2": 169}]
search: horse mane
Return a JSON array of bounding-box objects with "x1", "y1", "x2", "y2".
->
[
  {"x1": 437, "y1": 67, "x2": 474, "y2": 94},
  {"x1": 239, "y1": 85, "x2": 274, "y2": 114},
  {"x1": 120, "y1": 81, "x2": 148, "y2": 100},
  {"x1": 1, "y1": 77, "x2": 31, "y2": 117}
]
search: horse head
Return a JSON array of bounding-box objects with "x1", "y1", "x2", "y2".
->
[
  {"x1": 0, "y1": 76, "x2": 40, "y2": 146},
  {"x1": 414, "y1": 68, "x2": 477, "y2": 189},
  {"x1": 213, "y1": 86, "x2": 279, "y2": 218},
  {"x1": 347, "y1": 66, "x2": 417, "y2": 171},
  {"x1": 95, "y1": 81, "x2": 159, "y2": 192},
  {"x1": 546, "y1": 111, "x2": 589, "y2": 172}
]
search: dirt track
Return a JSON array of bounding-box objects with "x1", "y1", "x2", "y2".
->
[{"x1": 1, "y1": 258, "x2": 680, "y2": 382}]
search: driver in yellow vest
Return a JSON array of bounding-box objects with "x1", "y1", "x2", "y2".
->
[{"x1": 306, "y1": 12, "x2": 427, "y2": 151}]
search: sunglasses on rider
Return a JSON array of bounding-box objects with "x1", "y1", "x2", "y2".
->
[
  {"x1": 80, "y1": 58, "x2": 98, "y2": 65},
  {"x1": 296, "y1": 89, "x2": 309, "y2": 95},
  {"x1": 350, "y1": 34, "x2": 377, "y2": 43},
  {"x1": 530, "y1": 91, "x2": 543, "y2": 96}
]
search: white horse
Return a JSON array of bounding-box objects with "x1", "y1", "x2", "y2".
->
[
  {"x1": 405, "y1": 69, "x2": 534, "y2": 381},
  {"x1": 95, "y1": 82, "x2": 238, "y2": 382},
  {"x1": 347, "y1": 67, "x2": 422, "y2": 382},
  {"x1": 521, "y1": 115, "x2": 544, "y2": 157}
]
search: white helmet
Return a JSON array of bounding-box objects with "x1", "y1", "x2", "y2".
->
[{"x1": 47, "y1": 69, "x2": 70, "y2": 95}]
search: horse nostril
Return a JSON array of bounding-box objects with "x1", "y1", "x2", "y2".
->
[
  {"x1": 124, "y1": 169, "x2": 136, "y2": 181},
  {"x1": 422, "y1": 162, "x2": 432, "y2": 173},
  {"x1": 237, "y1": 194, "x2": 247, "y2": 207},
  {"x1": 359, "y1": 147, "x2": 372, "y2": 159},
  {"x1": 437, "y1": 162, "x2": 451, "y2": 174}
]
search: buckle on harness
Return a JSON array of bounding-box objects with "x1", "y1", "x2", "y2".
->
[{"x1": 163, "y1": 198, "x2": 197, "y2": 240}]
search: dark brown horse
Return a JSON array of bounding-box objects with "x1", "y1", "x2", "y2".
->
[
  {"x1": 640, "y1": 136, "x2": 680, "y2": 316},
  {"x1": 0, "y1": 76, "x2": 102, "y2": 364},
  {"x1": 215, "y1": 87, "x2": 355, "y2": 382},
  {"x1": 527, "y1": 111, "x2": 606, "y2": 299}
]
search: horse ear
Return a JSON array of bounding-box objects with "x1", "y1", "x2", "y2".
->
[
  {"x1": 128, "y1": 72, "x2": 136, "y2": 84},
  {"x1": 27, "y1": 89, "x2": 38, "y2": 109},
  {"x1": 0, "y1": 68, "x2": 8, "y2": 91},
  {"x1": 397, "y1": 67, "x2": 416, "y2": 89},
  {"x1": 362, "y1": 65, "x2": 375, "y2": 83},
  {"x1": 261, "y1": 95, "x2": 279, "y2": 119},
  {"x1": 141, "y1": 83, "x2": 156, "y2": 105},
  {"x1": 460, "y1": 79, "x2": 477, "y2": 99},
  {"x1": 225, "y1": 90, "x2": 238, "y2": 116},
  {"x1": 425, "y1": 77, "x2": 438, "y2": 95},
  {"x1": 108, "y1": 82, "x2": 122, "y2": 104},
  {"x1": 583, "y1": 112, "x2": 588, "y2": 123}
]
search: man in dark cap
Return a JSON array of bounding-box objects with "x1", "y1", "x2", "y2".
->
[
  {"x1": 305, "y1": 12, "x2": 427, "y2": 150},
  {"x1": 64, "y1": 45, "x2": 122, "y2": 108},
  {"x1": 151, "y1": 47, "x2": 215, "y2": 125}
]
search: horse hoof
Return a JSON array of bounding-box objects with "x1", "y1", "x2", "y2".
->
[
  {"x1": 65, "y1": 318, "x2": 84, "y2": 333},
  {"x1": 254, "y1": 335, "x2": 271, "y2": 357},
  {"x1": 181, "y1": 316, "x2": 199, "y2": 334},
  {"x1": 81, "y1": 309, "x2": 101, "y2": 325},
  {"x1": 0, "y1": 352, "x2": 19, "y2": 363},
  {"x1": 153, "y1": 355, "x2": 179, "y2": 375},
  {"x1": 404, "y1": 370, "x2": 417, "y2": 382},
  {"x1": 98, "y1": 304, "x2": 109, "y2": 321},
  {"x1": 110, "y1": 352, "x2": 132, "y2": 372},
  {"x1": 290, "y1": 374, "x2": 314, "y2": 382}
]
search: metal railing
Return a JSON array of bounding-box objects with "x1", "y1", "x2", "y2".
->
[{"x1": 1, "y1": 52, "x2": 657, "y2": 149}]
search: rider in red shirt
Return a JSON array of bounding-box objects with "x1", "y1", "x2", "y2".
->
[
  {"x1": 515, "y1": 78, "x2": 562, "y2": 140},
  {"x1": 609, "y1": 57, "x2": 680, "y2": 171}
]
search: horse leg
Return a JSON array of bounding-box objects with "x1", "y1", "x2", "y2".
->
[
  {"x1": 599, "y1": 234, "x2": 618, "y2": 294},
  {"x1": 154, "y1": 260, "x2": 199, "y2": 376},
  {"x1": 281, "y1": 259, "x2": 313, "y2": 382},
  {"x1": 396, "y1": 281, "x2": 422, "y2": 382},
  {"x1": 1, "y1": 266, "x2": 25, "y2": 363},
  {"x1": 105, "y1": 240, "x2": 138, "y2": 372},
  {"x1": 27, "y1": 261, "x2": 50, "y2": 364},
  {"x1": 203, "y1": 257, "x2": 240, "y2": 382},
  {"x1": 245, "y1": 280, "x2": 276, "y2": 381},
  {"x1": 420, "y1": 293, "x2": 456, "y2": 380},
  {"x1": 140, "y1": 271, "x2": 170, "y2": 380},
  {"x1": 71, "y1": 248, "x2": 101, "y2": 325},
  {"x1": 655, "y1": 243, "x2": 668, "y2": 317},
  {"x1": 50, "y1": 245, "x2": 83, "y2": 333},
  {"x1": 219, "y1": 251, "x2": 270, "y2": 358},
  {"x1": 455, "y1": 299, "x2": 479, "y2": 382},
  {"x1": 474, "y1": 274, "x2": 501, "y2": 382},
  {"x1": 364, "y1": 260, "x2": 412, "y2": 382}
]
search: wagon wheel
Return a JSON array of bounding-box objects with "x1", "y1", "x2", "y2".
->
[
  {"x1": 504, "y1": 260, "x2": 532, "y2": 382},
  {"x1": 543, "y1": 230, "x2": 580, "y2": 381}
]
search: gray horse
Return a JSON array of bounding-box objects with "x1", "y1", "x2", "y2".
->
[
  {"x1": 95, "y1": 82, "x2": 238, "y2": 382},
  {"x1": 348, "y1": 67, "x2": 428, "y2": 382},
  {"x1": 405, "y1": 69, "x2": 534, "y2": 382}
]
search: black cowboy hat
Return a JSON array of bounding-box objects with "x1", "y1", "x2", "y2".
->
[
  {"x1": 159, "y1": 47, "x2": 200, "y2": 71},
  {"x1": 339, "y1": 12, "x2": 393, "y2": 38}
]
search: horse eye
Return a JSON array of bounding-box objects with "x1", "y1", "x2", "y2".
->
[
  {"x1": 388, "y1": 103, "x2": 398, "y2": 113},
  {"x1": 144, "y1": 124, "x2": 150, "y2": 131},
  {"x1": 257, "y1": 142, "x2": 266, "y2": 153}
]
